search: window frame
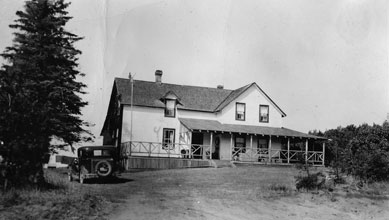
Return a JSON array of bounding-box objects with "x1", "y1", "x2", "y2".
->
[
  {"x1": 234, "y1": 135, "x2": 246, "y2": 154},
  {"x1": 259, "y1": 104, "x2": 269, "y2": 123},
  {"x1": 235, "y1": 102, "x2": 246, "y2": 121},
  {"x1": 164, "y1": 99, "x2": 176, "y2": 118},
  {"x1": 162, "y1": 128, "x2": 175, "y2": 150},
  {"x1": 257, "y1": 138, "x2": 268, "y2": 154}
]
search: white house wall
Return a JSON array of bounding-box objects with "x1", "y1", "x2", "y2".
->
[
  {"x1": 122, "y1": 104, "x2": 222, "y2": 143},
  {"x1": 219, "y1": 133, "x2": 232, "y2": 160},
  {"x1": 217, "y1": 85, "x2": 283, "y2": 127},
  {"x1": 122, "y1": 105, "x2": 181, "y2": 143}
]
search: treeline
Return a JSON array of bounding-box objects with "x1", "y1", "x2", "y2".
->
[{"x1": 310, "y1": 121, "x2": 389, "y2": 182}]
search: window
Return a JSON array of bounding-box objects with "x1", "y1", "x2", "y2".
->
[
  {"x1": 257, "y1": 138, "x2": 268, "y2": 154},
  {"x1": 165, "y1": 99, "x2": 176, "y2": 117},
  {"x1": 162, "y1": 128, "x2": 175, "y2": 150},
  {"x1": 234, "y1": 135, "x2": 246, "y2": 154},
  {"x1": 235, "y1": 103, "x2": 246, "y2": 121},
  {"x1": 259, "y1": 105, "x2": 269, "y2": 123}
]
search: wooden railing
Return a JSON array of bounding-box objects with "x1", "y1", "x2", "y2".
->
[
  {"x1": 121, "y1": 141, "x2": 324, "y2": 165},
  {"x1": 121, "y1": 141, "x2": 211, "y2": 159},
  {"x1": 233, "y1": 147, "x2": 324, "y2": 165}
]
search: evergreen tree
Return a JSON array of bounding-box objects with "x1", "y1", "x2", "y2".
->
[{"x1": 0, "y1": 0, "x2": 89, "y2": 186}]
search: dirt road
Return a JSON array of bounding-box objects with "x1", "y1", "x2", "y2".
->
[{"x1": 80, "y1": 166, "x2": 389, "y2": 220}]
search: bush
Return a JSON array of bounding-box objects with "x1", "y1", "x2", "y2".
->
[
  {"x1": 295, "y1": 172, "x2": 325, "y2": 191},
  {"x1": 322, "y1": 122, "x2": 389, "y2": 182}
]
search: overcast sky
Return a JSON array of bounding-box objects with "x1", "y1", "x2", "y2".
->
[{"x1": 0, "y1": 0, "x2": 388, "y2": 144}]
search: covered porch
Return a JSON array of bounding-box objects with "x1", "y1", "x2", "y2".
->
[
  {"x1": 119, "y1": 118, "x2": 327, "y2": 167},
  {"x1": 179, "y1": 118, "x2": 327, "y2": 166}
]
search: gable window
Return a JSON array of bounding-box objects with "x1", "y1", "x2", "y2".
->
[
  {"x1": 165, "y1": 99, "x2": 176, "y2": 117},
  {"x1": 259, "y1": 105, "x2": 269, "y2": 123},
  {"x1": 162, "y1": 128, "x2": 175, "y2": 150},
  {"x1": 235, "y1": 103, "x2": 246, "y2": 121}
]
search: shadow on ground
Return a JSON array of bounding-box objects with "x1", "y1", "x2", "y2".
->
[{"x1": 80, "y1": 177, "x2": 134, "y2": 184}]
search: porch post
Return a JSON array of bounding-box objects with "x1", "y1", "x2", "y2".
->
[
  {"x1": 250, "y1": 135, "x2": 253, "y2": 149},
  {"x1": 230, "y1": 133, "x2": 233, "y2": 160},
  {"x1": 250, "y1": 135, "x2": 253, "y2": 161},
  {"x1": 287, "y1": 138, "x2": 290, "y2": 164},
  {"x1": 322, "y1": 142, "x2": 325, "y2": 166},
  {"x1": 268, "y1": 136, "x2": 272, "y2": 162},
  {"x1": 210, "y1": 132, "x2": 213, "y2": 160},
  {"x1": 305, "y1": 139, "x2": 308, "y2": 163}
]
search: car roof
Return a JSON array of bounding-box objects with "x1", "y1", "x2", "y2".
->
[{"x1": 77, "y1": 145, "x2": 116, "y2": 151}]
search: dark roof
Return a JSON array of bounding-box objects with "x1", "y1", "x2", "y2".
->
[
  {"x1": 115, "y1": 78, "x2": 232, "y2": 112},
  {"x1": 179, "y1": 118, "x2": 327, "y2": 140},
  {"x1": 114, "y1": 78, "x2": 286, "y2": 114}
]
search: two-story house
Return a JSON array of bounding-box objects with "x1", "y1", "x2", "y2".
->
[{"x1": 101, "y1": 70, "x2": 326, "y2": 168}]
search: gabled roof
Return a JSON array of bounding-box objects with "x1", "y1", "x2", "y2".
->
[
  {"x1": 214, "y1": 82, "x2": 286, "y2": 117},
  {"x1": 115, "y1": 78, "x2": 232, "y2": 112},
  {"x1": 114, "y1": 78, "x2": 286, "y2": 114},
  {"x1": 179, "y1": 118, "x2": 327, "y2": 140}
]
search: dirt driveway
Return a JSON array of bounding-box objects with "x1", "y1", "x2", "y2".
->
[{"x1": 79, "y1": 166, "x2": 389, "y2": 220}]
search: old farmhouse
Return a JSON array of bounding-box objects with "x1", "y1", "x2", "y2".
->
[{"x1": 101, "y1": 70, "x2": 326, "y2": 169}]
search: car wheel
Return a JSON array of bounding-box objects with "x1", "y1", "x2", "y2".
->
[{"x1": 95, "y1": 160, "x2": 113, "y2": 177}]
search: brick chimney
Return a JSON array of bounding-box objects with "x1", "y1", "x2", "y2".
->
[
  {"x1": 155, "y1": 70, "x2": 163, "y2": 83},
  {"x1": 217, "y1": 85, "x2": 224, "y2": 89}
]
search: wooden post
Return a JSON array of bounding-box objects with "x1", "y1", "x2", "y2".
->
[
  {"x1": 189, "y1": 132, "x2": 192, "y2": 158},
  {"x1": 268, "y1": 136, "x2": 272, "y2": 162},
  {"x1": 322, "y1": 142, "x2": 325, "y2": 166},
  {"x1": 148, "y1": 142, "x2": 152, "y2": 157},
  {"x1": 129, "y1": 141, "x2": 132, "y2": 156},
  {"x1": 210, "y1": 132, "x2": 213, "y2": 160},
  {"x1": 305, "y1": 139, "x2": 308, "y2": 163},
  {"x1": 250, "y1": 135, "x2": 253, "y2": 161},
  {"x1": 230, "y1": 133, "x2": 233, "y2": 160},
  {"x1": 287, "y1": 138, "x2": 290, "y2": 164}
]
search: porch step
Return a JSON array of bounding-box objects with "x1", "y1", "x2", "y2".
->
[{"x1": 211, "y1": 160, "x2": 236, "y2": 168}]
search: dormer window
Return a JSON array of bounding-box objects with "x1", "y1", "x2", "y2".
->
[
  {"x1": 259, "y1": 105, "x2": 269, "y2": 123},
  {"x1": 165, "y1": 99, "x2": 176, "y2": 117},
  {"x1": 161, "y1": 91, "x2": 181, "y2": 118},
  {"x1": 235, "y1": 102, "x2": 246, "y2": 121}
]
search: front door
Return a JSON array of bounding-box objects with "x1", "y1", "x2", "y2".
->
[
  {"x1": 191, "y1": 132, "x2": 203, "y2": 159},
  {"x1": 212, "y1": 136, "x2": 220, "y2": 159}
]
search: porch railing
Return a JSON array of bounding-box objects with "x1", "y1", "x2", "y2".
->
[
  {"x1": 121, "y1": 141, "x2": 211, "y2": 159},
  {"x1": 121, "y1": 141, "x2": 324, "y2": 165},
  {"x1": 232, "y1": 147, "x2": 324, "y2": 165}
]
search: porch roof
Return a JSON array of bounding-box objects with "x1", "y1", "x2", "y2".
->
[{"x1": 179, "y1": 118, "x2": 327, "y2": 140}]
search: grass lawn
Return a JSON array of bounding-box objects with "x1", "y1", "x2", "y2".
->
[{"x1": 1, "y1": 165, "x2": 388, "y2": 220}]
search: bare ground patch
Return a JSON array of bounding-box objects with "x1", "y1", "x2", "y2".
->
[{"x1": 1, "y1": 166, "x2": 388, "y2": 220}]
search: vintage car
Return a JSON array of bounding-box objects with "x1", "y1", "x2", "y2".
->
[{"x1": 68, "y1": 146, "x2": 120, "y2": 183}]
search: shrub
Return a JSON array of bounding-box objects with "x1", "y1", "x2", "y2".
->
[
  {"x1": 295, "y1": 172, "x2": 325, "y2": 191},
  {"x1": 323, "y1": 122, "x2": 389, "y2": 182}
]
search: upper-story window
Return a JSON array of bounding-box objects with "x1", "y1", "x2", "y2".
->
[
  {"x1": 259, "y1": 105, "x2": 269, "y2": 123},
  {"x1": 235, "y1": 102, "x2": 246, "y2": 121},
  {"x1": 165, "y1": 99, "x2": 176, "y2": 117}
]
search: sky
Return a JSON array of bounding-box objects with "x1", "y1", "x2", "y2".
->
[{"x1": 0, "y1": 0, "x2": 388, "y2": 144}]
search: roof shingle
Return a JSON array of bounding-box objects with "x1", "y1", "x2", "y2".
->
[
  {"x1": 114, "y1": 78, "x2": 286, "y2": 115},
  {"x1": 115, "y1": 78, "x2": 233, "y2": 112},
  {"x1": 179, "y1": 118, "x2": 327, "y2": 140}
]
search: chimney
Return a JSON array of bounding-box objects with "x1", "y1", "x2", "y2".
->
[
  {"x1": 217, "y1": 85, "x2": 224, "y2": 89},
  {"x1": 155, "y1": 70, "x2": 163, "y2": 83}
]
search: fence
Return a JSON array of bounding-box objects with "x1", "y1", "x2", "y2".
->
[{"x1": 121, "y1": 141, "x2": 211, "y2": 159}]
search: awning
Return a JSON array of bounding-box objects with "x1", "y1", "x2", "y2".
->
[{"x1": 179, "y1": 118, "x2": 327, "y2": 140}]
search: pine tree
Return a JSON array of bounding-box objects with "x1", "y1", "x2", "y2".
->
[{"x1": 0, "y1": 0, "x2": 89, "y2": 186}]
